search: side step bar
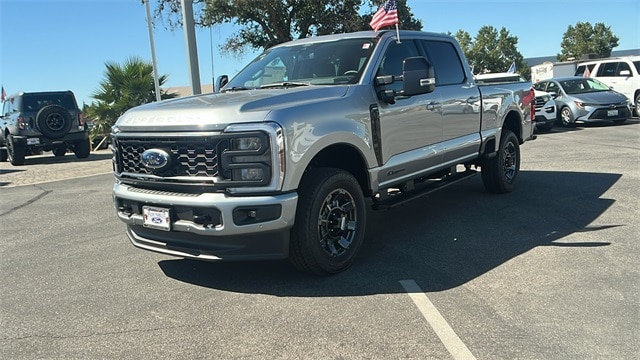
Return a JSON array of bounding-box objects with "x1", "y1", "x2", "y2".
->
[{"x1": 372, "y1": 170, "x2": 478, "y2": 210}]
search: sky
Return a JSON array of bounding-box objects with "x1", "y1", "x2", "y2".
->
[{"x1": 1, "y1": 0, "x2": 639, "y2": 107}]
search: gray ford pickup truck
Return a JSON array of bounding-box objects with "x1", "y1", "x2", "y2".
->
[{"x1": 111, "y1": 30, "x2": 535, "y2": 274}]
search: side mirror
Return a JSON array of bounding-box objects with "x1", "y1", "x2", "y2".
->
[
  {"x1": 216, "y1": 75, "x2": 229, "y2": 92},
  {"x1": 619, "y1": 70, "x2": 631, "y2": 76},
  {"x1": 402, "y1": 57, "x2": 435, "y2": 96},
  {"x1": 549, "y1": 91, "x2": 558, "y2": 98}
]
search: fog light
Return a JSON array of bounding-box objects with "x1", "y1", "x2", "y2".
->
[{"x1": 233, "y1": 168, "x2": 264, "y2": 181}]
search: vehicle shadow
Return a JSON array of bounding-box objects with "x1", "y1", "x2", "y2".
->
[
  {"x1": 17, "y1": 150, "x2": 112, "y2": 166},
  {"x1": 158, "y1": 170, "x2": 621, "y2": 296},
  {"x1": 543, "y1": 118, "x2": 640, "y2": 134}
]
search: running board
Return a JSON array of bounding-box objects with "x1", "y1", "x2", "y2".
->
[{"x1": 372, "y1": 170, "x2": 478, "y2": 210}]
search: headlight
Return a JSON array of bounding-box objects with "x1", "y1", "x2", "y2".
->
[
  {"x1": 220, "y1": 122, "x2": 285, "y2": 193},
  {"x1": 231, "y1": 136, "x2": 262, "y2": 151},
  {"x1": 574, "y1": 101, "x2": 586, "y2": 109}
]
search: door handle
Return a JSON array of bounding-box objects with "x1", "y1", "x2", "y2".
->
[{"x1": 426, "y1": 102, "x2": 440, "y2": 111}]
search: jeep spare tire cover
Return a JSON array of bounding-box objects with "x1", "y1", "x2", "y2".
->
[{"x1": 36, "y1": 105, "x2": 73, "y2": 139}]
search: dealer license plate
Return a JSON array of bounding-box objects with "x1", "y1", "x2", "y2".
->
[
  {"x1": 607, "y1": 109, "x2": 618, "y2": 117},
  {"x1": 142, "y1": 206, "x2": 171, "y2": 231}
]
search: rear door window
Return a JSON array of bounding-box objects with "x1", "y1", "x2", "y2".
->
[
  {"x1": 597, "y1": 62, "x2": 618, "y2": 77},
  {"x1": 420, "y1": 40, "x2": 465, "y2": 85}
]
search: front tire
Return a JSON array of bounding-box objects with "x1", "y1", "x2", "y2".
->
[
  {"x1": 559, "y1": 106, "x2": 574, "y2": 127},
  {"x1": 53, "y1": 146, "x2": 67, "y2": 157},
  {"x1": 289, "y1": 168, "x2": 366, "y2": 275},
  {"x1": 74, "y1": 138, "x2": 90, "y2": 159},
  {"x1": 482, "y1": 130, "x2": 520, "y2": 193},
  {"x1": 536, "y1": 123, "x2": 553, "y2": 133}
]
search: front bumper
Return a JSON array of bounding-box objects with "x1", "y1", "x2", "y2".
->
[
  {"x1": 113, "y1": 183, "x2": 298, "y2": 260},
  {"x1": 575, "y1": 105, "x2": 631, "y2": 123},
  {"x1": 534, "y1": 100, "x2": 556, "y2": 129}
]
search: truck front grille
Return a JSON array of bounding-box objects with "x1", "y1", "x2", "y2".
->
[{"x1": 115, "y1": 137, "x2": 222, "y2": 179}]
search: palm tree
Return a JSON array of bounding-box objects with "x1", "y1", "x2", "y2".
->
[{"x1": 85, "y1": 56, "x2": 178, "y2": 139}]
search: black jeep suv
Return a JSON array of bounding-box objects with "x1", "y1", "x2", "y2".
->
[{"x1": 1, "y1": 91, "x2": 90, "y2": 165}]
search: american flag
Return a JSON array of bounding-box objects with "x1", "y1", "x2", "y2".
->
[
  {"x1": 583, "y1": 66, "x2": 591, "y2": 77},
  {"x1": 370, "y1": 0, "x2": 399, "y2": 32},
  {"x1": 1, "y1": 86, "x2": 6, "y2": 102}
]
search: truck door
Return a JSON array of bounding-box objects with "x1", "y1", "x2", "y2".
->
[
  {"x1": 374, "y1": 39, "x2": 443, "y2": 168},
  {"x1": 419, "y1": 39, "x2": 481, "y2": 163}
]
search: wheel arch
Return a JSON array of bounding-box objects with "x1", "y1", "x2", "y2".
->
[
  {"x1": 298, "y1": 143, "x2": 371, "y2": 197},
  {"x1": 502, "y1": 109, "x2": 523, "y2": 143}
]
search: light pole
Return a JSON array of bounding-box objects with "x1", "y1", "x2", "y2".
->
[
  {"x1": 181, "y1": 0, "x2": 201, "y2": 95},
  {"x1": 143, "y1": 0, "x2": 162, "y2": 102}
]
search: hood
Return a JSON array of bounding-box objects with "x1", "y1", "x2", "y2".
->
[
  {"x1": 114, "y1": 86, "x2": 349, "y2": 132},
  {"x1": 570, "y1": 91, "x2": 628, "y2": 105},
  {"x1": 534, "y1": 90, "x2": 549, "y2": 97}
]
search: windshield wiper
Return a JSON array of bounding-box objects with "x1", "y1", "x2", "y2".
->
[
  {"x1": 220, "y1": 86, "x2": 253, "y2": 93},
  {"x1": 260, "y1": 81, "x2": 311, "y2": 89}
]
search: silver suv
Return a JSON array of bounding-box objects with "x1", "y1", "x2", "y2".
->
[{"x1": 1, "y1": 91, "x2": 90, "y2": 165}]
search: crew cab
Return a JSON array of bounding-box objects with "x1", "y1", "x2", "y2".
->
[{"x1": 110, "y1": 30, "x2": 535, "y2": 274}]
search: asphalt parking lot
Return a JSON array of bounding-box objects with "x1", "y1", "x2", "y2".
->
[{"x1": 1, "y1": 121, "x2": 639, "y2": 359}]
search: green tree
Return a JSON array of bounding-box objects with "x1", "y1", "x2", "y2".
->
[
  {"x1": 154, "y1": 0, "x2": 421, "y2": 54},
  {"x1": 557, "y1": 21, "x2": 619, "y2": 61},
  {"x1": 85, "y1": 56, "x2": 177, "y2": 138},
  {"x1": 454, "y1": 26, "x2": 529, "y2": 79}
]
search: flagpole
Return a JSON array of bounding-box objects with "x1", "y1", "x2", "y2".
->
[{"x1": 395, "y1": 24, "x2": 401, "y2": 43}]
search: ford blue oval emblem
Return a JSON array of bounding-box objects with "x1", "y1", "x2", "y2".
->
[{"x1": 141, "y1": 149, "x2": 171, "y2": 170}]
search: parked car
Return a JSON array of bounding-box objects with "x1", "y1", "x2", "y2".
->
[
  {"x1": 533, "y1": 77, "x2": 631, "y2": 127},
  {"x1": 575, "y1": 56, "x2": 640, "y2": 116},
  {"x1": 1, "y1": 90, "x2": 90, "y2": 165},
  {"x1": 475, "y1": 72, "x2": 556, "y2": 132},
  {"x1": 86, "y1": 122, "x2": 110, "y2": 150}
]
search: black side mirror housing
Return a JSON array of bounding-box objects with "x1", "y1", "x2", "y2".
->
[
  {"x1": 216, "y1": 75, "x2": 229, "y2": 92},
  {"x1": 402, "y1": 57, "x2": 435, "y2": 96}
]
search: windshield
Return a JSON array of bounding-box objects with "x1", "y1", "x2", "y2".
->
[
  {"x1": 223, "y1": 38, "x2": 376, "y2": 91},
  {"x1": 560, "y1": 78, "x2": 610, "y2": 94}
]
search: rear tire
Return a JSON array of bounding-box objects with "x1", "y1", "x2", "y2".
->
[
  {"x1": 634, "y1": 93, "x2": 639, "y2": 117},
  {"x1": 289, "y1": 168, "x2": 366, "y2": 275},
  {"x1": 7, "y1": 135, "x2": 26, "y2": 166},
  {"x1": 482, "y1": 130, "x2": 520, "y2": 193}
]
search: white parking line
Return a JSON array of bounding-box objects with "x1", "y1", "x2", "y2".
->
[{"x1": 400, "y1": 280, "x2": 477, "y2": 360}]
